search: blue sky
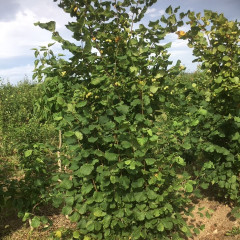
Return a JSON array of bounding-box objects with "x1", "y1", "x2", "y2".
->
[{"x1": 0, "y1": 0, "x2": 239, "y2": 84}]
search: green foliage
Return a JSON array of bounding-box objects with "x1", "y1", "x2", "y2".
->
[
  {"x1": 1, "y1": 1, "x2": 239, "y2": 239},
  {"x1": 0, "y1": 80, "x2": 55, "y2": 155},
  {"x1": 184, "y1": 11, "x2": 240, "y2": 201},
  {"x1": 225, "y1": 226, "x2": 240, "y2": 236},
  {"x1": 32, "y1": 1, "x2": 195, "y2": 239},
  {"x1": 0, "y1": 79, "x2": 57, "y2": 217}
]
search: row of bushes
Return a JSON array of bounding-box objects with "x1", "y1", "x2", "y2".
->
[
  {"x1": 0, "y1": 79, "x2": 57, "y2": 215},
  {"x1": 0, "y1": 67, "x2": 239, "y2": 238},
  {"x1": 0, "y1": 2, "x2": 239, "y2": 239}
]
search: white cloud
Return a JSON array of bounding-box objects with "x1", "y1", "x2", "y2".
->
[
  {"x1": 146, "y1": 8, "x2": 157, "y2": 14},
  {"x1": 0, "y1": 0, "x2": 73, "y2": 59},
  {"x1": 0, "y1": 11, "x2": 50, "y2": 58},
  {"x1": 146, "y1": 8, "x2": 165, "y2": 18},
  {"x1": 171, "y1": 39, "x2": 188, "y2": 49},
  {"x1": 0, "y1": 64, "x2": 34, "y2": 84}
]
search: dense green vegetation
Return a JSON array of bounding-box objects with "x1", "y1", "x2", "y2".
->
[
  {"x1": 0, "y1": 0, "x2": 239, "y2": 239},
  {"x1": 0, "y1": 79, "x2": 56, "y2": 214}
]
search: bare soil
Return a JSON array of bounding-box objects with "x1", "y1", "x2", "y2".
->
[{"x1": 188, "y1": 198, "x2": 240, "y2": 240}]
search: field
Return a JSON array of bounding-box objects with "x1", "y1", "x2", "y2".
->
[
  {"x1": 0, "y1": 1, "x2": 240, "y2": 239},
  {"x1": 0, "y1": 70, "x2": 240, "y2": 240}
]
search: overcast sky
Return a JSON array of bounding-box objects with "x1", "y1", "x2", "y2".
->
[{"x1": 0, "y1": 0, "x2": 239, "y2": 84}]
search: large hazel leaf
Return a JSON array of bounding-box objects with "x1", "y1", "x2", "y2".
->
[
  {"x1": 75, "y1": 131, "x2": 83, "y2": 140},
  {"x1": 116, "y1": 105, "x2": 129, "y2": 114},
  {"x1": 34, "y1": 21, "x2": 56, "y2": 32},
  {"x1": 105, "y1": 152, "x2": 118, "y2": 161},
  {"x1": 93, "y1": 208, "x2": 106, "y2": 217},
  {"x1": 69, "y1": 212, "x2": 80, "y2": 222},
  {"x1": 60, "y1": 179, "x2": 73, "y2": 190},
  {"x1": 24, "y1": 150, "x2": 33, "y2": 157},
  {"x1": 79, "y1": 164, "x2": 94, "y2": 176},
  {"x1": 31, "y1": 217, "x2": 41, "y2": 228},
  {"x1": 185, "y1": 183, "x2": 193, "y2": 193},
  {"x1": 137, "y1": 137, "x2": 148, "y2": 146}
]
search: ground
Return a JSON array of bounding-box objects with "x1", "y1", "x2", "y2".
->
[{"x1": 188, "y1": 198, "x2": 240, "y2": 240}]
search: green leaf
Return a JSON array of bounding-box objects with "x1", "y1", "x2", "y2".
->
[
  {"x1": 22, "y1": 212, "x2": 31, "y2": 222},
  {"x1": 103, "y1": 215, "x2": 112, "y2": 229},
  {"x1": 79, "y1": 164, "x2": 94, "y2": 176},
  {"x1": 223, "y1": 56, "x2": 230, "y2": 61},
  {"x1": 91, "y1": 77, "x2": 105, "y2": 85},
  {"x1": 229, "y1": 175, "x2": 237, "y2": 184},
  {"x1": 193, "y1": 228, "x2": 200, "y2": 235},
  {"x1": 137, "y1": 137, "x2": 148, "y2": 146},
  {"x1": 147, "y1": 190, "x2": 158, "y2": 200},
  {"x1": 65, "y1": 196, "x2": 74, "y2": 206},
  {"x1": 234, "y1": 117, "x2": 240, "y2": 123},
  {"x1": 57, "y1": 96, "x2": 65, "y2": 105},
  {"x1": 163, "y1": 220, "x2": 173, "y2": 230},
  {"x1": 191, "y1": 119, "x2": 199, "y2": 126},
  {"x1": 83, "y1": 236, "x2": 92, "y2": 240},
  {"x1": 31, "y1": 216, "x2": 41, "y2": 228},
  {"x1": 134, "y1": 192, "x2": 147, "y2": 202},
  {"x1": 93, "y1": 191, "x2": 104, "y2": 202},
  {"x1": 185, "y1": 183, "x2": 193, "y2": 193},
  {"x1": 131, "y1": 99, "x2": 141, "y2": 107},
  {"x1": 116, "y1": 105, "x2": 129, "y2": 114},
  {"x1": 119, "y1": 176, "x2": 130, "y2": 190},
  {"x1": 53, "y1": 115, "x2": 63, "y2": 121},
  {"x1": 165, "y1": 5, "x2": 173, "y2": 15},
  {"x1": 88, "y1": 137, "x2": 98, "y2": 143},
  {"x1": 73, "y1": 230, "x2": 80, "y2": 238},
  {"x1": 48, "y1": 42, "x2": 55, "y2": 47},
  {"x1": 200, "y1": 183, "x2": 209, "y2": 189},
  {"x1": 34, "y1": 21, "x2": 56, "y2": 32},
  {"x1": 215, "y1": 76, "x2": 223, "y2": 83},
  {"x1": 147, "y1": 129, "x2": 153, "y2": 136},
  {"x1": 150, "y1": 135, "x2": 158, "y2": 141},
  {"x1": 70, "y1": 212, "x2": 80, "y2": 222},
  {"x1": 62, "y1": 206, "x2": 72, "y2": 215},
  {"x1": 175, "y1": 156, "x2": 185, "y2": 166},
  {"x1": 64, "y1": 131, "x2": 75, "y2": 137},
  {"x1": 157, "y1": 222, "x2": 164, "y2": 232},
  {"x1": 60, "y1": 179, "x2": 73, "y2": 190},
  {"x1": 182, "y1": 142, "x2": 191, "y2": 150},
  {"x1": 135, "y1": 211, "x2": 145, "y2": 221},
  {"x1": 150, "y1": 86, "x2": 158, "y2": 93},
  {"x1": 93, "y1": 208, "x2": 106, "y2": 217},
  {"x1": 85, "y1": 221, "x2": 94, "y2": 231},
  {"x1": 84, "y1": 38, "x2": 92, "y2": 53},
  {"x1": 67, "y1": 103, "x2": 76, "y2": 113},
  {"x1": 145, "y1": 158, "x2": 155, "y2": 165},
  {"x1": 132, "y1": 178, "x2": 144, "y2": 188},
  {"x1": 130, "y1": 66, "x2": 138, "y2": 73},
  {"x1": 75, "y1": 131, "x2": 83, "y2": 140},
  {"x1": 105, "y1": 152, "x2": 118, "y2": 161},
  {"x1": 25, "y1": 150, "x2": 33, "y2": 157},
  {"x1": 198, "y1": 108, "x2": 208, "y2": 115},
  {"x1": 169, "y1": 15, "x2": 176, "y2": 24},
  {"x1": 205, "y1": 211, "x2": 211, "y2": 219},
  {"x1": 76, "y1": 100, "x2": 87, "y2": 108},
  {"x1": 181, "y1": 225, "x2": 188, "y2": 233},
  {"x1": 217, "y1": 45, "x2": 226, "y2": 52},
  {"x1": 75, "y1": 203, "x2": 87, "y2": 214},
  {"x1": 155, "y1": 71, "x2": 165, "y2": 78},
  {"x1": 121, "y1": 141, "x2": 132, "y2": 149}
]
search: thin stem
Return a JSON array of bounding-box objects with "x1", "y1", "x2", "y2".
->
[
  {"x1": 57, "y1": 130, "x2": 62, "y2": 172},
  {"x1": 92, "y1": 179, "x2": 98, "y2": 191}
]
